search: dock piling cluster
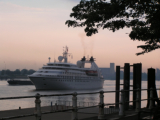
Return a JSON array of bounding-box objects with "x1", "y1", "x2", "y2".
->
[{"x1": 115, "y1": 63, "x2": 142, "y2": 110}]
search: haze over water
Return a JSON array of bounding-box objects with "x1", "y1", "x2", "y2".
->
[{"x1": 0, "y1": 80, "x2": 160, "y2": 111}]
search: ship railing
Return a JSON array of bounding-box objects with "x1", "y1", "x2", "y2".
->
[
  {"x1": 0, "y1": 88, "x2": 159, "y2": 120},
  {"x1": 56, "y1": 100, "x2": 98, "y2": 107}
]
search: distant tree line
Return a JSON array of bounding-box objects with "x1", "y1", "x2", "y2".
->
[{"x1": 0, "y1": 69, "x2": 35, "y2": 76}]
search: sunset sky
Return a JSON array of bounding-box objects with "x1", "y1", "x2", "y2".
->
[{"x1": 0, "y1": 0, "x2": 160, "y2": 72}]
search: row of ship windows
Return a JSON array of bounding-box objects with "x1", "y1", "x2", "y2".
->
[
  {"x1": 47, "y1": 64, "x2": 70, "y2": 67},
  {"x1": 65, "y1": 72, "x2": 85, "y2": 75},
  {"x1": 47, "y1": 64, "x2": 77, "y2": 67},
  {"x1": 43, "y1": 75, "x2": 93, "y2": 79},
  {"x1": 57, "y1": 80, "x2": 89, "y2": 82},
  {"x1": 42, "y1": 68, "x2": 85, "y2": 72},
  {"x1": 37, "y1": 71, "x2": 85, "y2": 75},
  {"x1": 57, "y1": 75, "x2": 93, "y2": 79}
]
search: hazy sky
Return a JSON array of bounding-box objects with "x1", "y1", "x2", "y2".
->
[{"x1": 0, "y1": 0, "x2": 160, "y2": 72}]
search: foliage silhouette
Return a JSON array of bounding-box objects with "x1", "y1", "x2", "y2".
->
[{"x1": 66, "y1": 0, "x2": 160, "y2": 55}]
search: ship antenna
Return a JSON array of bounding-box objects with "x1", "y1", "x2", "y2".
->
[
  {"x1": 48, "y1": 57, "x2": 51, "y2": 63},
  {"x1": 63, "y1": 46, "x2": 68, "y2": 63},
  {"x1": 54, "y1": 51, "x2": 55, "y2": 62}
]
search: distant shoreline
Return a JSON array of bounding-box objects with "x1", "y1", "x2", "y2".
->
[{"x1": 0, "y1": 78, "x2": 160, "y2": 81}]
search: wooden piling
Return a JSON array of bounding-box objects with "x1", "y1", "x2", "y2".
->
[
  {"x1": 133, "y1": 63, "x2": 142, "y2": 109},
  {"x1": 115, "y1": 66, "x2": 120, "y2": 108},
  {"x1": 119, "y1": 90, "x2": 125, "y2": 116},
  {"x1": 133, "y1": 64, "x2": 137, "y2": 109},
  {"x1": 147, "y1": 68, "x2": 160, "y2": 108},
  {"x1": 123, "y1": 63, "x2": 130, "y2": 110},
  {"x1": 72, "y1": 92, "x2": 78, "y2": 120},
  {"x1": 147, "y1": 68, "x2": 155, "y2": 108}
]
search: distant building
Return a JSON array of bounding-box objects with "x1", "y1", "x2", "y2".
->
[
  {"x1": 156, "y1": 68, "x2": 160, "y2": 80},
  {"x1": 99, "y1": 63, "x2": 115, "y2": 80},
  {"x1": 100, "y1": 65, "x2": 160, "y2": 80}
]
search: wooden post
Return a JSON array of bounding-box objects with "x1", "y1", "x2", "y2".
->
[
  {"x1": 35, "y1": 93, "x2": 41, "y2": 120},
  {"x1": 115, "y1": 66, "x2": 120, "y2": 108},
  {"x1": 123, "y1": 63, "x2": 130, "y2": 110},
  {"x1": 119, "y1": 90, "x2": 125, "y2": 116},
  {"x1": 136, "y1": 63, "x2": 142, "y2": 108},
  {"x1": 133, "y1": 63, "x2": 142, "y2": 109},
  {"x1": 147, "y1": 68, "x2": 157, "y2": 108},
  {"x1": 159, "y1": 86, "x2": 160, "y2": 99},
  {"x1": 135, "y1": 88, "x2": 140, "y2": 112},
  {"x1": 133, "y1": 64, "x2": 137, "y2": 109},
  {"x1": 72, "y1": 92, "x2": 78, "y2": 120},
  {"x1": 149, "y1": 88, "x2": 154, "y2": 109},
  {"x1": 55, "y1": 103, "x2": 57, "y2": 111},
  {"x1": 50, "y1": 102, "x2": 53, "y2": 111},
  {"x1": 98, "y1": 91, "x2": 105, "y2": 120}
]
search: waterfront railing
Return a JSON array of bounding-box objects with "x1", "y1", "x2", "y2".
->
[{"x1": 0, "y1": 88, "x2": 159, "y2": 120}]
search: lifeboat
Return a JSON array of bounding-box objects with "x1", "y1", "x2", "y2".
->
[{"x1": 86, "y1": 70, "x2": 98, "y2": 76}]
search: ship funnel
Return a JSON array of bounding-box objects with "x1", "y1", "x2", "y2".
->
[
  {"x1": 90, "y1": 56, "x2": 95, "y2": 62},
  {"x1": 81, "y1": 56, "x2": 86, "y2": 61}
]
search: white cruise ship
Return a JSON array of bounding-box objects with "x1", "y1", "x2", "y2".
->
[{"x1": 28, "y1": 46, "x2": 104, "y2": 90}]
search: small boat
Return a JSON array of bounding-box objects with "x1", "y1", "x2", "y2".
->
[
  {"x1": 86, "y1": 70, "x2": 98, "y2": 76},
  {"x1": 7, "y1": 79, "x2": 33, "y2": 85}
]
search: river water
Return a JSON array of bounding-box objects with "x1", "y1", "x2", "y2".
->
[{"x1": 0, "y1": 80, "x2": 160, "y2": 111}]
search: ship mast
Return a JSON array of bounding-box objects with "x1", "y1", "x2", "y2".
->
[
  {"x1": 63, "y1": 46, "x2": 71, "y2": 63},
  {"x1": 58, "y1": 46, "x2": 72, "y2": 63}
]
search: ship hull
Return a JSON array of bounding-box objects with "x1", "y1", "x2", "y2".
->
[{"x1": 29, "y1": 76, "x2": 104, "y2": 90}]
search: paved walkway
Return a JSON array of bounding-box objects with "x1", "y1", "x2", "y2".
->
[
  {"x1": 0, "y1": 106, "x2": 150, "y2": 120},
  {"x1": 0, "y1": 106, "x2": 98, "y2": 120}
]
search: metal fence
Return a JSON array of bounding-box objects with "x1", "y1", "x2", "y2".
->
[
  {"x1": 0, "y1": 88, "x2": 158, "y2": 120},
  {"x1": 56, "y1": 100, "x2": 98, "y2": 107}
]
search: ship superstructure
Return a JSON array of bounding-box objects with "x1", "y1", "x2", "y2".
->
[{"x1": 28, "y1": 46, "x2": 104, "y2": 90}]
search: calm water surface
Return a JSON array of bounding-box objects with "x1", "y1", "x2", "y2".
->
[{"x1": 0, "y1": 80, "x2": 160, "y2": 111}]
